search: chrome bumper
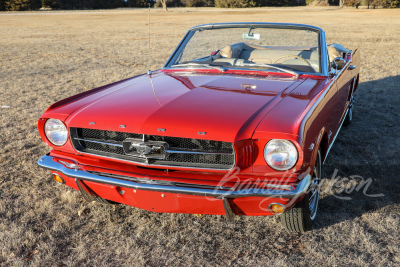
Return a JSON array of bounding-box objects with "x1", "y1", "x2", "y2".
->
[{"x1": 38, "y1": 154, "x2": 311, "y2": 199}]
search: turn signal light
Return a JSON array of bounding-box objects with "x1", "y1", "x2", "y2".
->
[
  {"x1": 269, "y1": 203, "x2": 285, "y2": 214},
  {"x1": 52, "y1": 173, "x2": 65, "y2": 184}
]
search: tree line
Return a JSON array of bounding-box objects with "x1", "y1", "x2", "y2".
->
[
  {"x1": 0, "y1": 0, "x2": 398, "y2": 11},
  {"x1": 0, "y1": 0, "x2": 154, "y2": 11}
]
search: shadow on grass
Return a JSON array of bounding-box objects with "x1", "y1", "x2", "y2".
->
[{"x1": 314, "y1": 75, "x2": 400, "y2": 230}]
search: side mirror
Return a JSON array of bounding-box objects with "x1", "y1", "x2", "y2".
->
[{"x1": 331, "y1": 57, "x2": 346, "y2": 70}]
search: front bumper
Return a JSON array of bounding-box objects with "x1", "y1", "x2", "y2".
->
[{"x1": 38, "y1": 154, "x2": 310, "y2": 199}]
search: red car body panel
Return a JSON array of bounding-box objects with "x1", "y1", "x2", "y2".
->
[
  {"x1": 53, "y1": 170, "x2": 294, "y2": 216},
  {"x1": 37, "y1": 23, "x2": 360, "y2": 218},
  {"x1": 63, "y1": 71, "x2": 302, "y2": 143}
]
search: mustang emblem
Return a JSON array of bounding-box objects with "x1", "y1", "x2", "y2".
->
[
  {"x1": 122, "y1": 139, "x2": 168, "y2": 159},
  {"x1": 129, "y1": 143, "x2": 156, "y2": 156}
]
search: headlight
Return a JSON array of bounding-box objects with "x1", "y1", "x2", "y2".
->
[
  {"x1": 44, "y1": 119, "x2": 68, "y2": 146},
  {"x1": 264, "y1": 139, "x2": 298, "y2": 171}
]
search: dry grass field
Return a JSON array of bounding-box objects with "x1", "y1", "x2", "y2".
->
[{"x1": 1, "y1": 7, "x2": 400, "y2": 266}]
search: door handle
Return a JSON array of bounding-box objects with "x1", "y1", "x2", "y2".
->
[{"x1": 349, "y1": 65, "x2": 356, "y2": 70}]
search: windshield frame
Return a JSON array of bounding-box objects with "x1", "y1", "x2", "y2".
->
[{"x1": 163, "y1": 22, "x2": 329, "y2": 77}]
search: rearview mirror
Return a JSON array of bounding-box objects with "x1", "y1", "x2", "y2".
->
[
  {"x1": 243, "y1": 33, "x2": 260, "y2": 41},
  {"x1": 331, "y1": 57, "x2": 346, "y2": 70}
]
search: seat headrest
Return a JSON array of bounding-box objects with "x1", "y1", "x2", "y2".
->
[
  {"x1": 220, "y1": 42, "x2": 245, "y2": 58},
  {"x1": 328, "y1": 43, "x2": 351, "y2": 61},
  {"x1": 327, "y1": 46, "x2": 341, "y2": 62}
]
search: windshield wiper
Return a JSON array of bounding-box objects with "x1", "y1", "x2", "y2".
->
[
  {"x1": 171, "y1": 63, "x2": 225, "y2": 72},
  {"x1": 237, "y1": 63, "x2": 299, "y2": 77}
]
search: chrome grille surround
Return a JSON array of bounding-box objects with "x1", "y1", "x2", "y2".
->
[{"x1": 70, "y1": 128, "x2": 235, "y2": 170}]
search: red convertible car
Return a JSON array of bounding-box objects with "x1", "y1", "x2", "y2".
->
[{"x1": 38, "y1": 23, "x2": 359, "y2": 232}]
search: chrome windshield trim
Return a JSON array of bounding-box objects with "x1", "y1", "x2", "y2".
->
[
  {"x1": 188, "y1": 22, "x2": 324, "y2": 32},
  {"x1": 164, "y1": 67, "x2": 328, "y2": 77},
  {"x1": 319, "y1": 29, "x2": 329, "y2": 76},
  {"x1": 38, "y1": 154, "x2": 310, "y2": 199}
]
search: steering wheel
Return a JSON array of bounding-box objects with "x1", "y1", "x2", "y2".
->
[{"x1": 274, "y1": 55, "x2": 312, "y2": 67}]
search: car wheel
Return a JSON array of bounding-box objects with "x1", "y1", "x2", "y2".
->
[
  {"x1": 343, "y1": 95, "x2": 354, "y2": 127},
  {"x1": 281, "y1": 149, "x2": 321, "y2": 233}
]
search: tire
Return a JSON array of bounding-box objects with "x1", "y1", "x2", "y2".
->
[{"x1": 281, "y1": 149, "x2": 321, "y2": 233}]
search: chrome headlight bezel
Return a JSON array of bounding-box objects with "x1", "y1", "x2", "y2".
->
[
  {"x1": 44, "y1": 119, "x2": 68, "y2": 146},
  {"x1": 264, "y1": 139, "x2": 298, "y2": 171}
]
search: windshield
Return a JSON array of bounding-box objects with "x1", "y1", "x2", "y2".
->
[{"x1": 166, "y1": 26, "x2": 321, "y2": 74}]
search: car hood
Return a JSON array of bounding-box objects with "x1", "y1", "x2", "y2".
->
[{"x1": 65, "y1": 71, "x2": 304, "y2": 142}]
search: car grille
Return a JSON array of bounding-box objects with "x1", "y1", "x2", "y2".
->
[{"x1": 70, "y1": 128, "x2": 235, "y2": 170}]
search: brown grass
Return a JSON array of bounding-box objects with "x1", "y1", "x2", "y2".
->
[{"x1": 0, "y1": 7, "x2": 400, "y2": 266}]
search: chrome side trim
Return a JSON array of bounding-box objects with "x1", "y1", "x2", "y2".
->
[
  {"x1": 323, "y1": 108, "x2": 348, "y2": 164},
  {"x1": 38, "y1": 154, "x2": 310, "y2": 199}
]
